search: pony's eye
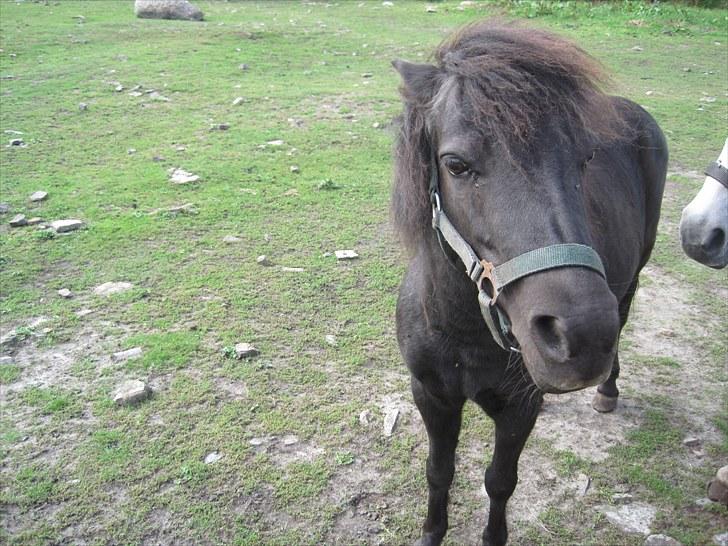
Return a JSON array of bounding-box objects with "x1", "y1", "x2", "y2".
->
[{"x1": 443, "y1": 156, "x2": 470, "y2": 177}]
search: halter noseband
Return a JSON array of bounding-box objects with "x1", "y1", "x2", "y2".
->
[
  {"x1": 428, "y1": 144, "x2": 606, "y2": 352},
  {"x1": 705, "y1": 160, "x2": 728, "y2": 190}
]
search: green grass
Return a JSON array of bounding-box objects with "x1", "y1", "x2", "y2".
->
[{"x1": 1, "y1": 1, "x2": 726, "y2": 545}]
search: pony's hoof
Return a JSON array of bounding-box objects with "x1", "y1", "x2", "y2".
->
[
  {"x1": 591, "y1": 392, "x2": 618, "y2": 413},
  {"x1": 707, "y1": 465, "x2": 728, "y2": 506},
  {"x1": 414, "y1": 533, "x2": 444, "y2": 546}
]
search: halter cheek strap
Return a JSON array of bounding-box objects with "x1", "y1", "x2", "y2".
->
[
  {"x1": 428, "y1": 145, "x2": 606, "y2": 352},
  {"x1": 705, "y1": 161, "x2": 728, "y2": 190}
]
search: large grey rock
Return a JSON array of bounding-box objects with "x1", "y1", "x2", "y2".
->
[
  {"x1": 113, "y1": 380, "x2": 152, "y2": 405},
  {"x1": 134, "y1": 0, "x2": 203, "y2": 21},
  {"x1": 50, "y1": 219, "x2": 84, "y2": 233},
  {"x1": 597, "y1": 502, "x2": 656, "y2": 535}
]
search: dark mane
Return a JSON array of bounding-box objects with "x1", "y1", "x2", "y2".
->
[{"x1": 392, "y1": 20, "x2": 625, "y2": 250}]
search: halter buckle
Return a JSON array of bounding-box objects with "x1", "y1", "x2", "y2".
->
[{"x1": 478, "y1": 259, "x2": 499, "y2": 304}]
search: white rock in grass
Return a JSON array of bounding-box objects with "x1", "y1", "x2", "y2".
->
[
  {"x1": 325, "y1": 335, "x2": 337, "y2": 346},
  {"x1": 57, "y1": 288, "x2": 72, "y2": 298},
  {"x1": 232, "y1": 96, "x2": 244, "y2": 106},
  {"x1": 169, "y1": 168, "x2": 199, "y2": 184},
  {"x1": 29, "y1": 190, "x2": 48, "y2": 202},
  {"x1": 50, "y1": 219, "x2": 84, "y2": 233},
  {"x1": 714, "y1": 532, "x2": 728, "y2": 546},
  {"x1": 113, "y1": 380, "x2": 151, "y2": 406},
  {"x1": 383, "y1": 408, "x2": 400, "y2": 437},
  {"x1": 335, "y1": 250, "x2": 359, "y2": 260},
  {"x1": 27, "y1": 217, "x2": 43, "y2": 225},
  {"x1": 9, "y1": 214, "x2": 27, "y2": 227},
  {"x1": 280, "y1": 267, "x2": 304, "y2": 273},
  {"x1": 234, "y1": 343, "x2": 260, "y2": 359},
  {"x1": 204, "y1": 451, "x2": 222, "y2": 464},
  {"x1": 93, "y1": 281, "x2": 134, "y2": 296},
  {"x1": 112, "y1": 347, "x2": 143, "y2": 362},
  {"x1": 256, "y1": 255, "x2": 272, "y2": 266},
  {"x1": 223, "y1": 235, "x2": 242, "y2": 243},
  {"x1": 134, "y1": 0, "x2": 203, "y2": 21},
  {"x1": 596, "y1": 502, "x2": 655, "y2": 535}
]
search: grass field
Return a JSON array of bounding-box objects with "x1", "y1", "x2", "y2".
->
[{"x1": 1, "y1": 1, "x2": 726, "y2": 545}]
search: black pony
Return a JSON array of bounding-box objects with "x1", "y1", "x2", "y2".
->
[{"x1": 392, "y1": 21, "x2": 667, "y2": 546}]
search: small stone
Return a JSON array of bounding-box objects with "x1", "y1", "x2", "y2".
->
[
  {"x1": 128, "y1": 91, "x2": 143, "y2": 97},
  {"x1": 325, "y1": 334, "x2": 337, "y2": 346},
  {"x1": 9, "y1": 138, "x2": 24, "y2": 146},
  {"x1": 9, "y1": 214, "x2": 27, "y2": 227},
  {"x1": 169, "y1": 168, "x2": 199, "y2": 184},
  {"x1": 166, "y1": 203, "x2": 197, "y2": 215},
  {"x1": 280, "y1": 267, "x2": 304, "y2": 273},
  {"x1": 148, "y1": 91, "x2": 170, "y2": 102},
  {"x1": 112, "y1": 380, "x2": 151, "y2": 406},
  {"x1": 93, "y1": 281, "x2": 134, "y2": 296},
  {"x1": 57, "y1": 288, "x2": 72, "y2": 298},
  {"x1": 361, "y1": 72, "x2": 373, "y2": 78},
  {"x1": 644, "y1": 534, "x2": 683, "y2": 546},
  {"x1": 114, "y1": 84, "x2": 124, "y2": 92},
  {"x1": 204, "y1": 451, "x2": 222, "y2": 464},
  {"x1": 27, "y1": 217, "x2": 42, "y2": 225},
  {"x1": 210, "y1": 123, "x2": 230, "y2": 131},
  {"x1": 383, "y1": 408, "x2": 399, "y2": 437},
  {"x1": 223, "y1": 235, "x2": 242, "y2": 243},
  {"x1": 372, "y1": 122, "x2": 380, "y2": 129},
  {"x1": 29, "y1": 190, "x2": 48, "y2": 202},
  {"x1": 239, "y1": 63, "x2": 249, "y2": 71},
  {"x1": 335, "y1": 250, "x2": 359, "y2": 260},
  {"x1": 382, "y1": 1, "x2": 393, "y2": 6},
  {"x1": 632, "y1": 46, "x2": 644, "y2": 51},
  {"x1": 127, "y1": 148, "x2": 136, "y2": 154},
  {"x1": 234, "y1": 343, "x2": 260, "y2": 359},
  {"x1": 359, "y1": 409, "x2": 372, "y2": 426},
  {"x1": 50, "y1": 219, "x2": 84, "y2": 233},
  {"x1": 249, "y1": 437, "x2": 265, "y2": 446},
  {"x1": 175, "y1": 145, "x2": 186, "y2": 152},
  {"x1": 232, "y1": 96, "x2": 244, "y2": 106},
  {"x1": 612, "y1": 493, "x2": 634, "y2": 505},
  {"x1": 0, "y1": 203, "x2": 10, "y2": 214},
  {"x1": 290, "y1": 165, "x2": 300, "y2": 173},
  {"x1": 256, "y1": 255, "x2": 272, "y2": 266},
  {"x1": 575, "y1": 473, "x2": 591, "y2": 496},
  {"x1": 683, "y1": 67, "x2": 691, "y2": 72},
  {"x1": 645, "y1": 91, "x2": 654, "y2": 96},
  {"x1": 282, "y1": 435, "x2": 298, "y2": 446},
  {"x1": 682, "y1": 436, "x2": 700, "y2": 448},
  {"x1": 112, "y1": 347, "x2": 143, "y2": 362},
  {"x1": 75, "y1": 309, "x2": 93, "y2": 318},
  {"x1": 267, "y1": 139, "x2": 284, "y2": 146},
  {"x1": 0, "y1": 356, "x2": 13, "y2": 365},
  {"x1": 78, "y1": 102, "x2": 88, "y2": 111},
  {"x1": 714, "y1": 532, "x2": 728, "y2": 546},
  {"x1": 426, "y1": 6, "x2": 437, "y2": 13}
]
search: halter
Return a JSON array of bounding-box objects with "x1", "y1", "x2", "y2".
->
[
  {"x1": 705, "y1": 160, "x2": 728, "y2": 190},
  {"x1": 428, "y1": 144, "x2": 606, "y2": 352}
]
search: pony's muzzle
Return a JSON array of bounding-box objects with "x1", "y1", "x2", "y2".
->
[{"x1": 513, "y1": 271, "x2": 619, "y2": 393}]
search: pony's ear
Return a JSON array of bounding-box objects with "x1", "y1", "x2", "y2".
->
[{"x1": 392, "y1": 59, "x2": 440, "y2": 101}]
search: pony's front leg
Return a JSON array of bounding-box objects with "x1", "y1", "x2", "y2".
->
[
  {"x1": 482, "y1": 400, "x2": 541, "y2": 546},
  {"x1": 411, "y1": 377, "x2": 465, "y2": 546}
]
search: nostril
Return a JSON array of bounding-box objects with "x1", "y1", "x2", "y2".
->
[
  {"x1": 702, "y1": 228, "x2": 725, "y2": 254},
  {"x1": 532, "y1": 315, "x2": 565, "y2": 354}
]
